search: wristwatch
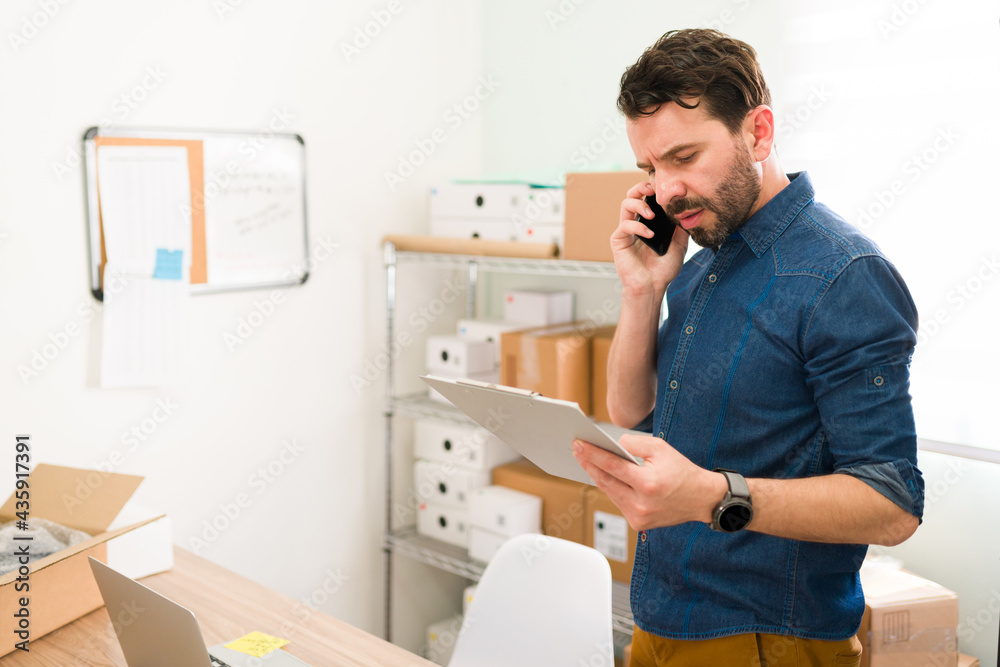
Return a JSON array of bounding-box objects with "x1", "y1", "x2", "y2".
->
[{"x1": 710, "y1": 469, "x2": 754, "y2": 533}]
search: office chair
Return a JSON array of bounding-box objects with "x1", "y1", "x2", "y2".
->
[{"x1": 448, "y1": 533, "x2": 614, "y2": 667}]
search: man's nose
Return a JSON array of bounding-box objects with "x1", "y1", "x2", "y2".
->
[{"x1": 654, "y1": 174, "x2": 686, "y2": 208}]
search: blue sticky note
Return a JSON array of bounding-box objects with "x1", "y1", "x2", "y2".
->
[{"x1": 153, "y1": 249, "x2": 184, "y2": 280}]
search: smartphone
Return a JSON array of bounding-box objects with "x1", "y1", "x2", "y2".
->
[{"x1": 637, "y1": 195, "x2": 677, "y2": 256}]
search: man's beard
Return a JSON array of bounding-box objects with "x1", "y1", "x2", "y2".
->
[{"x1": 667, "y1": 142, "x2": 762, "y2": 250}]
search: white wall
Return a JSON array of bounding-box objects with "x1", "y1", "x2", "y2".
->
[{"x1": 0, "y1": 0, "x2": 486, "y2": 646}]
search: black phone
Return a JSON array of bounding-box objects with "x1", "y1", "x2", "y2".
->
[{"x1": 637, "y1": 195, "x2": 677, "y2": 256}]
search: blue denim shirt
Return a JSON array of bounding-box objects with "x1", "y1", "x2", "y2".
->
[{"x1": 630, "y1": 172, "x2": 923, "y2": 640}]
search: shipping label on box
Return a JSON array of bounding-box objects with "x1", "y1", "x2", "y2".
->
[{"x1": 585, "y1": 489, "x2": 637, "y2": 584}]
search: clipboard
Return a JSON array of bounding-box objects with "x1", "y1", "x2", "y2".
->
[
  {"x1": 84, "y1": 126, "x2": 310, "y2": 300},
  {"x1": 420, "y1": 374, "x2": 643, "y2": 486}
]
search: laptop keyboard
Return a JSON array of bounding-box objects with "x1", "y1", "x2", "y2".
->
[{"x1": 209, "y1": 656, "x2": 235, "y2": 667}]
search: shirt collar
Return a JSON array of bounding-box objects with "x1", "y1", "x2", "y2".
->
[{"x1": 735, "y1": 171, "x2": 815, "y2": 258}]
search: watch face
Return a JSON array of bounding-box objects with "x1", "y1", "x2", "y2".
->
[{"x1": 718, "y1": 503, "x2": 753, "y2": 533}]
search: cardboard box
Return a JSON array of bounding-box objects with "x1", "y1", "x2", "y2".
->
[
  {"x1": 591, "y1": 327, "x2": 616, "y2": 423},
  {"x1": 501, "y1": 321, "x2": 616, "y2": 415},
  {"x1": 957, "y1": 654, "x2": 979, "y2": 667},
  {"x1": 503, "y1": 290, "x2": 575, "y2": 327},
  {"x1": 585, "y1": 488, "x2": 637, "y2": 584},
  {"x1": 414, "y1": 460, "x2": 491, "y2": 509},
  {"x1": 0, "y1": 464, "x2": 172, "y2": 657},
  {"x1": 491, "y1": 460, "x2": 590, "y2": 544},
  {"x1": 426, "y1": 335, "x2": 495, "y2": 376},
  {"x1": 857, "y1": 568, "x2": 958, "y2": 667},
  {"x1": 623, "y1": 642, "x2": 632, "y2": 667},
  {"x1": 564, "y1": 171, "x2": 647, "y2": 262},
  {"x1": 413, "y1": 419, "x2": 521, "y2": 471}
]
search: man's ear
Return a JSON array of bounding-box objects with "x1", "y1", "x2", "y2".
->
[{"x1": 743, "y1": 105, "x2": 777, "y2": 162}]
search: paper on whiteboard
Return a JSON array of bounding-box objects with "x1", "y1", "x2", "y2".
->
[
  {"x1": 97, "y1": 145, "x2": 191, "y2": 276},
  {"x1": 96, "y1": 145, "x2": 190, "y2": 387},
  {"x1": 202, "y1": 135, "x2": 306, "y2": 285},
  {"x1": 100, "y1": 268, "x2": 186, "y2": 388}
]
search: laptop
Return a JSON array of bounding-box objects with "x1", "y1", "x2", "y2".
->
[
  {"x1": 420, "y1": 374, "x2": 643, "y2": 485},
  {"x1": 88, "y1": 557, "x2": 312, "y2": 667}
]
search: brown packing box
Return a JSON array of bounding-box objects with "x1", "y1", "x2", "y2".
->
[
  {"x1": 563, "y1": 171, "x2": 647, "y2": 262},
  {"x1": 585, "y1": 488, "x2": 637, "y2": 584},
  {"x1": 0, "y1": 464, "x2": 166, "y2": 656},
  {"x1": 856, "y1": 568, "x2": 958, "y2": 667},
  {"x1": 957, "y1": 654, "x2": 979, "y2": 667},
  {"x1": 501, "y1": 321, "x2": 617, "y2": 416},
  {"x1": 591, "y1": 327, "x2": 616, "y2": 423},
  {"x1": 491, "y1": 460, "x2": 590, "y2": 545}
]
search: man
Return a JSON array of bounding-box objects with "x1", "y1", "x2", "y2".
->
[{"x1": 572, "y1": 29, "x2": 923, "y2": 666}]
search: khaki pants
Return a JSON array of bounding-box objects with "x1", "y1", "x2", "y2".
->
[{"x1": 630, "y1": 625, "x2": 863, "y2": 667}]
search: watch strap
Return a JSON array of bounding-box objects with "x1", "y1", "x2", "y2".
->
[{"x1": 715, "y1": 468, "x2": 750, "y2": 501}]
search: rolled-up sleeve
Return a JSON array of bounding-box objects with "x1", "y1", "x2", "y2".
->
[{"x1": 802, "y1": 255, "x2": 924, "y2": 520}]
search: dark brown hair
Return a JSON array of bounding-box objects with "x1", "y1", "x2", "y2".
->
[{"x1": 617, "y1": 29, "x2": 771, "y2": 134}]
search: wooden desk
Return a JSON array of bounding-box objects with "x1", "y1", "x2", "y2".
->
[{"x1": 3, "y1": 547, "x2": 436, "y2": 667}]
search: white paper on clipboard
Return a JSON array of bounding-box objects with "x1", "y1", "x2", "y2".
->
[{"x1": 420, "y1": 374, "x2": 643, "y2": 486}]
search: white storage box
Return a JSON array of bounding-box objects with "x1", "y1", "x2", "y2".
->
[
  {"x1": 503, "y1": 290, "x2": 574, "y2": 327},
  {"x1": 426, "y1": 613, "x2": 463, "y2": 666},
  {"x1": 456, "y1": 319, "x2": 525, "y2": 367},
  {"x1": 430, "y1": 183, "x2": 531, "y2": 220},
  {"x1": 417, "y1": 502, "x2": 470, "y2": 548},
  {"x1": 469, "y1": 526, "x2": 510, "y2": 563},
  {"x1": 426, "y1": 335, "x2": 495, "y2": 376},
  {"x1": 463, "y1": 584, "x2": 477, "y2": 614},
  {"x1": 414, "y1": 420, "x2": 521, "y2": 471},
  {"x1": 414, "y1": 460, "x2": 491, "y2": 509},
  {"x1": 429, "y1": 217, "x2": 520, "y2": 242},
  {"x1": 469, "y1": 485, "x2": 542, "y2": 537}
]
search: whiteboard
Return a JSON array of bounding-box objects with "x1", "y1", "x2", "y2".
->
[{"x1": 83, "y1": 126, "x2": 309, "y2": 300}]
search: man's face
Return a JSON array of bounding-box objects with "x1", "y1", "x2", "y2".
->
[{"x1": 627, "y1": 101, "x2": 762, "y2": 249}]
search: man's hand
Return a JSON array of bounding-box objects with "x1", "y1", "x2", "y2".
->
[
  {"x1": 572, "y1": 434, "x2": 726, "y2": 531},
  {"x1": 612, "y1": 180, "x2": 689, "y2": 299}
]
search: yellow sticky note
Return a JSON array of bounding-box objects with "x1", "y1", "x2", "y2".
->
[{"x1": 224, "y1": 631, "x2": 290, "y2": 658}]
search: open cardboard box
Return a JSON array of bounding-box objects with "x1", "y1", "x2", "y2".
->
[{"x1": 0, "y1": 464, "x2": 172, "y2": 656}]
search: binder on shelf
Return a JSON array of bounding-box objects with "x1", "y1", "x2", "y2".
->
[{"x1": 84, "y1": 126, "x2": 310, "y2": 300}]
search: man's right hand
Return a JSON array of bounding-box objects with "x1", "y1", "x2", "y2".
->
[{"x1": 612, "y1": 180, "x2": 690, "y2": 298}]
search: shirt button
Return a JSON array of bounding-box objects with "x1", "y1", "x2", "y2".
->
[
  {"x1": 873, "y1": 375, "x2": 885, "y2": 387},
  {"x1": 640, "y1": 531, "x2": 647, "y2": 543},
  {"x1": 669, "y1": 380, "x2": 678, "y2": 390},
  {"x1": 708, "y1": 274, "x2": 718, "y2": 283},
  {"x1": 684, "y1": 326, "x2": 694, "y2": 334},
  {"x1": 658, "y1": 431, "x2": 664, "y2": 438}
]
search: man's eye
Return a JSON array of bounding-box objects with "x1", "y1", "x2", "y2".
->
[{"x1": 676, "y1": 153, "x2": 696, "y2": 163}]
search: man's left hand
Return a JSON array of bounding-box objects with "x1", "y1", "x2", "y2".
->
[{"x1": 572, "y1": 434, "x2": 727, "y2": 531}]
